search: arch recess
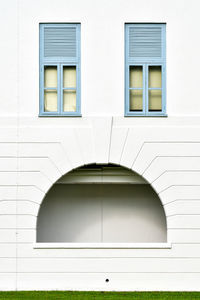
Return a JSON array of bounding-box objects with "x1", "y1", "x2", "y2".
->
[{"x1": 36, "y1": 164, "x2": 167, "y2": 244}]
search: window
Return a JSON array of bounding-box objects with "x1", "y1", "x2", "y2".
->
[
  {"x1": 125, "y1": 24, "x2": 166, "y2": 116},
  {"x1": 39, "y1": 24, "x2": 81, "y2": 116}
]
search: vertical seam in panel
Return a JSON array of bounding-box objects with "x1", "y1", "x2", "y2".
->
[
  {"x1": 101, "y1": 187, "x2": 103, "y2": 243},
  {"x1": 16, "y1": 0, "x2": 20, "y2": 291},
  {"x1": 100, "y1": 170, "x2": 103, "y2": 242}
]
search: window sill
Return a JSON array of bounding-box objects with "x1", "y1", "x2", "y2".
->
[
  {"x1": 124, "y1": 113, "x2": 168, "y2": 117},
  {"x1": 38, "y1": 114, "x2": 82, "y2": 117},
  {"x1": 33, "y1": 242, "x2": 172, "y2": 249}
]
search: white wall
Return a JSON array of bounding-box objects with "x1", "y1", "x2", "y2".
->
[{"x1": 1, "y1": 0, "x2": 200, "y2": 291}]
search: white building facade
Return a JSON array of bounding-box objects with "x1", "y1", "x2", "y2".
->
[{"x1": 1, "y1": 0, "x2": 200, "y2": 291}]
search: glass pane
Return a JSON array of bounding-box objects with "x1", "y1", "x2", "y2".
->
[
  {"x1": 149, "y1": 66, "x2": 162, "y2": 88},
  {"x1": 129, "y1": 66, "x2": 143, "y2": 88},
  {"x1": 130, "y1": 90, "x2": 143, "y2": 111},
  {"x1": 44, "y1": 90, "x2": 57, "y2": 112},
  {"x1": 63, "y1": 90, "x2": 76, "y2": 112},
  {"x1": 44, "y1": 66, "x2": 57, "y2": 88},
  {"x1": 149, "y1": 90, "x2": 162, "y2": 111},
  {"x1": 63, "y1": 66, "x2": 76, "y2": 88}
]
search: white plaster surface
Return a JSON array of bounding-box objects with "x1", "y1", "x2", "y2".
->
[{"x1": 0, "y1": 0, "x2": 200, "y2": 291}]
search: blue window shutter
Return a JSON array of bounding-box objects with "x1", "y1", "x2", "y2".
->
[
  {"x1": 127, "y1": 24, "x2": 166, "y2": 64},
  {"x1": 129, "y1": 26, "x2": 162, "y2": 58},
  {"x1": 44, "y1": 26, "x2": 77, "y2": 58},
  {"x1": 39, "y1": 24, "x2": 81, "y2": 116},
  {"x1": 125, "y1": 24, "x2": 166, "y2": 116}
]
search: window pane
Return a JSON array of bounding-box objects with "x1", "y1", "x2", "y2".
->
[
  {"x1": 130, "y1": 90, "x2": 143, "y2": 111},
  {"x1": 63, "y1": 66, "x2": 76, "y2": 88},
  {"x1": 44, "y1": 66, "x2": 57, "y2": 88},
  {"x1": 44, "y1": 90, "x2": 57, "y2": 112},
  {"x1": 148, "y1": 66, "x2": 162, "y2": 88},
  {"x1": 129, "y1": 66, "x2": 143, "y2": 88},
  {"x1": 149, "y1": 90, "x2": 162, "y2": 111},
  {"x1": 63, "y1": 90, "x2": 76, "y2": 112}
]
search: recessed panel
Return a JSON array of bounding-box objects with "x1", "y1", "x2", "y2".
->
[
  {"x1": 37, "y1": 185, "x2": 102, "y2": 242},
  {"x1": 102, "y1": 185, "x2": 166, "y2": 242},
  {"x1": 37, "y1": 183, "x2": 167, "y2": 243}
]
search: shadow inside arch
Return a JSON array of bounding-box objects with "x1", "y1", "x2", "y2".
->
[{"x1": 36, "y1": 163, "x2": 167, "y2": 243}]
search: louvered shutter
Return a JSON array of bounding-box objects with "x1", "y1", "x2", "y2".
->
[
  {"x1": 127, "y1": 24, "x2": 165, "y2": 63},
  {"x1": 40, "y1": 24, "x2": 80, "y2": 63},
  {"x1": 44, "y1": 26, "x2": 77, "y2": 58}
]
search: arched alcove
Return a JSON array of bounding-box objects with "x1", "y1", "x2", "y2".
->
[{"x1": 37, "y1": 164, "x2": 167, "y2": 243}]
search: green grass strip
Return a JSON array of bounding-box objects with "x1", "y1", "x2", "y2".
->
[{"x1": 0, "y1": 291, "x2": 200, "y2": 300}]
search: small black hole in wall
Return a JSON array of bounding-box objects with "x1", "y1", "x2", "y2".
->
[{"x1": 105, "y1": 279, "x2": 109, "y2": 282}]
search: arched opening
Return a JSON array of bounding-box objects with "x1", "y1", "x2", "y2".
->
[{"x1": 37, "y1": 164, "x2": 167, "y2": 243}]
